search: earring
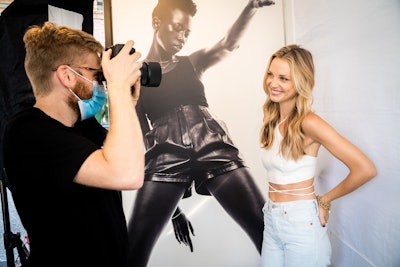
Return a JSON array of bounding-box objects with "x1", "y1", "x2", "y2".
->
[{"x1": 153, "y1": 18, "x2": 160, "y2": 30}]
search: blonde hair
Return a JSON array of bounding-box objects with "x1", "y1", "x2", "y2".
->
[
  {"x1": 260, "y1": 44, "x2": 315, "y2": 160},
  {"x1": 23, "y1": 21, "x2": 104, "y2": 96}
]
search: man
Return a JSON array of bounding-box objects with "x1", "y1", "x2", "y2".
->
[{"x1": 3, "y1": 21, "x2": 144, "y2": 267}]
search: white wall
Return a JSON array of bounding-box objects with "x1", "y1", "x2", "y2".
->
[
  {"x1": 111, "y1": 1, "x2": 285, "y2": 266},
  {"x1": 287, "y1": 0, "x2": 400, "y2": 266}
]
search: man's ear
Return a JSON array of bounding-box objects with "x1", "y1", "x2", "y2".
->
[
  {"x1": 152, "y1": 17, "x2": 161, "y2": 30},
  {"x1": 55, "y1": 65, "x2": 73, "y2": 88}
]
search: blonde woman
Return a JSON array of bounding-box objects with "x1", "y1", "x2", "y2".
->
[{"x1": 259, "y1": 45, "x2": 377, "y2": 266}]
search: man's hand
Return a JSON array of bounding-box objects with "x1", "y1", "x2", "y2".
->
[{"x1": 172, "y1": 208, "x2": 195, "y2": 252}]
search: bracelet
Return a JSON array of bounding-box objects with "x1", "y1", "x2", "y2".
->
[
  {"x1": 171, "y1": 211, "x2": 182, "y2": 220},
  {"x1": 316, "y1": 195, "x2": 331, "y2": 211}
]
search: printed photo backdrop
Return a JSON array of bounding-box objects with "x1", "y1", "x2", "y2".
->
[{"x1": 112, "y1": 1, "x2": 285, "y2": 266}]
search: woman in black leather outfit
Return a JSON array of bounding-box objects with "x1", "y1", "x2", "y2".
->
[{"x1": 127, "y1": 1, "x2": 275, "y2": 266}]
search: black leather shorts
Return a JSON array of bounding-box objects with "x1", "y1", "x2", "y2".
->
[{"x1": 144, "y1": 105, "x2": 246, "y2": 197}]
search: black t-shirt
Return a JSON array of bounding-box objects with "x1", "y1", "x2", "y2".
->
[{"x1": 3, "y1": 108, "x2": 128, "y2": 267}]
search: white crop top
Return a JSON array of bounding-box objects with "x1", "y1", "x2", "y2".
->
[{"x1": 261, "y1": 124, "x2": 317, "y2": 185}]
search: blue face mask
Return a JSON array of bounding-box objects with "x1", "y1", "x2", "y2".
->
[{"x1": 67, "y1": 66, "x2": 107, "y2": 121}]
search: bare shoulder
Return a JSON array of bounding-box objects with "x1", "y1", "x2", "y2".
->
[
  {"x1": 302, "y1": 113, "x2": 326, "y2": 132},
  {"x1": 301, "y1": 112, "x2": 336, "y2": 142}
]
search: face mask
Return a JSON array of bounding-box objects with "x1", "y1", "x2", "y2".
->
[{"x1": 67, "y1": 66, "x2": 107, "y2": 121}]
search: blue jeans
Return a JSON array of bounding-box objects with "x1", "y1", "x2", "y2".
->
[{"x1": 260, "y1": 199, "x2": 331, "y2": 267}]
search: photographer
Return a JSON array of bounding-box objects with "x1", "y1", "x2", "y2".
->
[{"x1": 2, "y1": 22, "x2": 144, "y2": 267}]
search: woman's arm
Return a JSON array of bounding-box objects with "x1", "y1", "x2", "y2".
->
[
  {"x1": 303, "y1": 113, "x2": 377, "y2": 225},
  {"x1": 190, "y1": 0, "x2": 275, "y2": 76}
]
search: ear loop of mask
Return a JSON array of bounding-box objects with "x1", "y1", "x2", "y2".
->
[
  {"x1": 67, "y1": 66, "x2": 94, "y2": 85},
  {"x1": 66, "y1": 66, "x2": 108, "y2": 121}
]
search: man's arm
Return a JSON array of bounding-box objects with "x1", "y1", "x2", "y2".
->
[{"x1": 74, "y1": 40, "x2": 145, "y2": 190}]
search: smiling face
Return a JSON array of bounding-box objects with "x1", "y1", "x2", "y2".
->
[
  {"x1": 266, "y1": 57, "x2": 297, "y2": 108},
  {"x1": 154, "y1": 8, "x2": 193, "y2": 56}
]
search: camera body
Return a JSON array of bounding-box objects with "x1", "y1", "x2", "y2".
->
[{"x1": 108, "y1": 44, "x2": 162, "y2": 87}]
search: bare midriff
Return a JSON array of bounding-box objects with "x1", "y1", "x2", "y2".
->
[{"x1": 268, "y1": 178, "x2": 316, "y2": 202}]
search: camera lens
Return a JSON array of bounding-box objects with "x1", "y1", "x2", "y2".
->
[{"x1": 140, "y1": 62, "x2": 162, "y2": 87}]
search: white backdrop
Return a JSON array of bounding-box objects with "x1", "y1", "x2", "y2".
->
[
  {"x1": 112, "y1": 0, "x2": 285, "y2": 266},
  {"x1": 286, "y1": 0, "x2": 400, "y2": 266},
  {"x1": 112, "y1": 0, "x2": 400, "y2": 266}
]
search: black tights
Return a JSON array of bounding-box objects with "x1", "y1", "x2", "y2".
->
[{"x1": 126, "y1": 167, "x2": 265, "y2": 267}]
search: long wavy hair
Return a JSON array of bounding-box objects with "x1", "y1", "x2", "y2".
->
[{"x1": 260, "y1": 44, "x2": 315, "y2": 161}]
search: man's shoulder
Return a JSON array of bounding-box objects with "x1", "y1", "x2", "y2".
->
[
  {"x1": 5, "y1": 107, "x2": 66, "y2": 141},
  {"x1": 9, "y1": 107, "x2": 41, "y2": 123}
]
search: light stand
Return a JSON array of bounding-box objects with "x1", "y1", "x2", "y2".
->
[{"x1": 1, "y1": 170, "x2": 29, "y2": 267}]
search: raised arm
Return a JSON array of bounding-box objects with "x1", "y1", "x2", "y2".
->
[
  {"x1": 75, "y1": 41, "x2": 145, "y2": 190},
  {"x1": 190, "y1": 0, "x2": 275, "y2": 76},
  {"x1": 224, "y1": 0, "x2": 275, "y2": 50}
]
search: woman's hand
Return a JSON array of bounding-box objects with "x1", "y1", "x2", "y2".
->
[
  {"x1": 317, "y1": 195, "x2": 331, "y2": 227},
  {"x1": 249, "y1": 0, "x2": 275, "y2": 8},
  {"x1": 318, "y1": 206, "x2": 330, "y2": 227},
  {"x1": 172, "y1": 210, "x2": 195, "y2": 252}
]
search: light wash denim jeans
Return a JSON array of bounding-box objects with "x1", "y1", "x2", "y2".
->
[{"x1": 260, "y1": 199, "x2": 331, "y2": 267}]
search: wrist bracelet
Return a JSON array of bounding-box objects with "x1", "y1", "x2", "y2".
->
[
  {"x1": 171, "y1": 211, "x2": 182, "y2": 220},
  {"x1": 316, "y1": 195, "x2": 331, "y2": 211}
]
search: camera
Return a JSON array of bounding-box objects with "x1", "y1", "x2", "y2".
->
[{"x1": 107, "y1": 44, "x2": 162, "y2": 87}]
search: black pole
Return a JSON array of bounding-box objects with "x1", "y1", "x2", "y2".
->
[
  {"x1": 1, "y1": 170, "x2": 29, "y2": 267},
  {"x1": 1, "y1": 178, "x2": 16, "y2": 267}
]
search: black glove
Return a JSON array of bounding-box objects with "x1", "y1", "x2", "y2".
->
[{"x1": 172, "y1": 207, "x2": 195, "y2": 252}]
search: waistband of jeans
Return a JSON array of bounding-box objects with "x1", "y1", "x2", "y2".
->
[{"x1": 266, "y1": 198, "x2": 317, "y2": 211}]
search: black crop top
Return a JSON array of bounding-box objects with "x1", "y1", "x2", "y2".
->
[{"x1": 137, "y1": 56, "x2": 208, "y2": 123}]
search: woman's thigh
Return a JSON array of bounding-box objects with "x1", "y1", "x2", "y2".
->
[{"x1": 261, "y1": 199, "x2": 331, "y2": 267}]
